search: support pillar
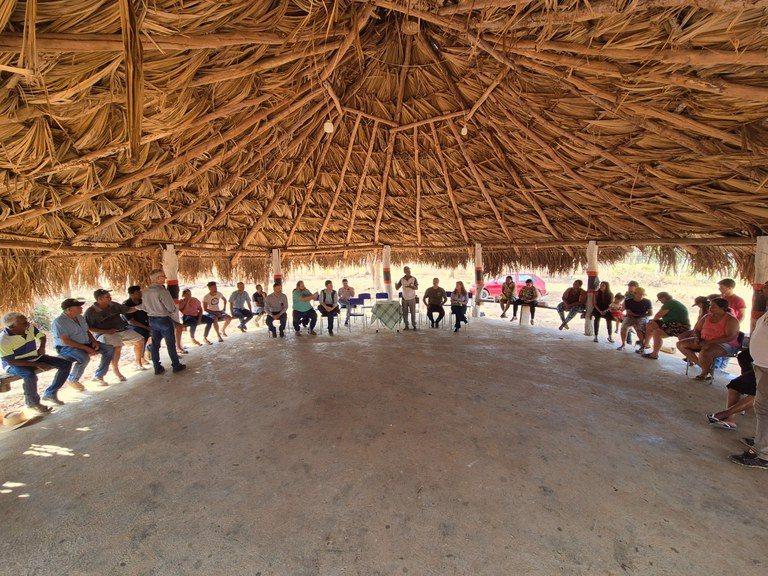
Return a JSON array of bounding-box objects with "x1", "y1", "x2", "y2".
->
[
  {"x1": 272, "y1": 249, "x2": 282, "y2": 287},
  {"x1": 584, "y1": 241, "x2": 598, "y2": 335},
  {"x1": 473, "y1": 243, "x2": 483, "y2": 317},
  {"x1": 161, "y1": 244, "x2": 179, "y2": 302},
  {"x1": 383, "y1": 245, "x2": 392, "y2": 300},
  {"x1": 752, "y1": 236, "x2": 768, "y2": 332}
]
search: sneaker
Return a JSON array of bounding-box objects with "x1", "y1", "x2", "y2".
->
[
  {"x1": 279, "y1": 330, "x2": 285, "y2": 338},
  {"x1": 309, "y1": 330, "x2": 318, "y2": 336},
  {"x1": 530, "y1": 319, "x2": 535, "y2": 326},
  {"x1": 239, "y1": 326, "x2": 246, "y2": 333},
  {"x1": 729, "y1": 452, "x2": 768, "y2": 469},
  {"x1": 91, "y1": 377, "x2": 109, "y2": 387},
  {"x1": 67, "y1": 380, "x2": 85, "y2": 392},
  {"x1": 154, "y1": 366, "x2": 165, "y2": 376},
  {"x1": 172, "y1": 364, "x2": 187, "y2": 373},
  {"x1": 344, "y1": 320, "x2": 349, "y2": 326},
  {"x1": 593, "y1": 336, "x2": 598, "y2": 343},
  {"x1": 328, "y1": 329, "x2": 334, "y2": 336},
  {"x1": 41, "y1": 393, "x2": 64, "y2": 405},
  {"x1": 270, "y1": 330, "x2": 277, "y2": 338},
  {"x1": 28, "y1": 403, "x2": 52, "y2": 414}
]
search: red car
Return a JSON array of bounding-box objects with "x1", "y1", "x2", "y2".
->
[{"x1": 472, "y1": 273, "x2": 547, "y2": 301}]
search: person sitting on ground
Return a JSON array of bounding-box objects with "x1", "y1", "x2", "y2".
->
[
  {"x1": 123, "y1": 286, "x2": 152, "y2": 370},
  {"x1": 265, "y1": 283, "x2": 288, "y2": 338},
  {"x1": 499, "y1": 276, "x2": 516, "y2": 318},
  {"x1": 85, "y1": 289, "x2": 144, "y2": 382},
  {"x1": 591, "y1": 281, "x2": 614, "y2": 343},
  {"x1": 512, "y1": 279, "x2": 539, "y2": 324},
  {"x1": 557, "y1": 279, "x2": 587, "y2": 330},
  {"x1": 641, "y1": 292, "x2": 691, "y2": 359},
  {"x1": 202, "y1": 281, "x2": 229, "y2": 341},
  {"x1": 293, "y1": 281, "x2": 319, "y2": 336},
  {"x1": 52, "y1": 298, "x2": 114, "y2": 390},
  {"x1": 1, "y1": 312, "x2": 73, "y2": 412},
  {"x1": 609, "y1": 293, "x2": 624, "y2": 335},
  {"x1": 424, "y1": 277, "x2": 448, "y2": 328},
  {"x1": 337, "y1": 279, "x2": 355, "y2": 327},
  {"x1": 718, "y1": 278, "x2": 747, "y2": 323},
  {"x1": 617, "y1": 286, "x2": 652, "y2": 351},
  {"x1": 318, "y1": 280, "x2": 340, "y2": 335},
  {"x1": 252, "y1": 284, "x2": 266, "y2": 327},
  {"x1": 229, "y1": 282, "x2": 254, "y2": 333},
  {"x1": 140, "y1": 269, "x2": 186, "y2": 375},
  {"x1": 677, "y1": 297, "x2": 741, "y2": 380},
  {"x1": 451, "y1": 281, "x2": 469, "y2": 332},
  {"x1": 178, "y1": 289, "x2": 210, "y2": 346},
  {"x1": 395, "y1": 266, "x2": 419, "y2": 330},
  {"x1": 706, "y1": 349, "x2": 755, "y2": 431}
]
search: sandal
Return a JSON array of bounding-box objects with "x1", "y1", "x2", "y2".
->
[
  {"x1": 616, "y1": 344, "x2": 625, "y2": 350},
  {"x1": 706, "y1": 413, "x2": 720, "y2": 424},
  {"x1": 642, "y1": 353, "x2": 658, "y2": 360},
  {"x1": 694, "y1": 374, "x2": 712, "y2": 381},
  {"x1": 714, "y1": 421, "x2": 738, "y2": 431}
]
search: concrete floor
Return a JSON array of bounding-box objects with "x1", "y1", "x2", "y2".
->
[{"x1": 1, "y1": 317, "x2": 766, "y2": 575}]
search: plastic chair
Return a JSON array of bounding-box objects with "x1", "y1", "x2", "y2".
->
[{"x1": 346, "y1": 297, "x2": 368, "y2": 330}]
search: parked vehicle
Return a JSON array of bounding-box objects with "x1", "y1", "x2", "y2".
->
[{"x1": 472, "y1": 273, "x2": 547, "y2": 301}]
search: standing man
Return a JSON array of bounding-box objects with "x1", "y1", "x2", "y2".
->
[
  {"x1": 423, "y1": 278, "x2": 447, "y2": 328},
  {"x1": 140, "y1": 269, "x2": 186, "y2": 375},
  {"x1": 230, "y1": 282, "x2": 254, "y2": 332},
  {"x1": 730, "y1": 281, "x2": 768, "y2": 469},
  {"x1": 52, "y1": 298, "x2": 114, "y2": 389},
  {"x1": 85, "y1": 289, "x2": 144, "y2": 382},
  {"x1": 202, "y1": 281, "x2": 231, "y2": 340},
  {"x1": 1, "y1": 312, "x2": 72, "y2": 411},
  {"x1": 395, "y1": 266, "x2": 419, "y2": 330},
  {"x1": 123, "y1": 285, "x2": 152, "y2": 370},
  {"x1": 264, "y1": 283, "x2": 288, "y2": 338},
  {"x1": 718, "y1": 278, "x2": 747, "y2": 322},
  {"x1": 338, "y1": 279, "x2": 356, "y2": 327}
]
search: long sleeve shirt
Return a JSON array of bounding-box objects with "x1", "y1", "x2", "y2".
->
[{"x1": 140, "y1": 283, "x2": 179, "y2": 320}]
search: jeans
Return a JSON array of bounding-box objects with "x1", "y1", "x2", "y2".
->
[
  {"x1": 513, "y1": 299, "x2": 537, "y2": 319},
  {"x1": 293, "y1": 309, "x2": 317, "y2": 332},
  {"x1": 339, "y1": 301, "x2": 352, "y2": 323},
  {"x1": 319, "y1": 306, "x2": 340, "y2": 331},
  {"x1": 58, "y1": 344, "x2": 113, "y2": 381},
  {"x1": 557, "y1": 302, "x2": 585, "y2": 325},
  {"x1": 451, "y1": 304, "x2": 468, "y2": 328},
  {"x1": 148, "y1": 317, "x2": 182, "y2": 369},
  {"x1": 6, "y1": 355, "x2": 73, "y2": 407},
  {"x1": 266, "y1": 313, "x2": 287, "y2": 335},
  {"x1": 426, "y1": 305, "x2": 445, "y2": 326},
  {"x1": 402, "y1": 299, "x2": 416, "y2": 327},
  {"x1": 232, "y1": 307, "x2": 254, "y2": 328}
]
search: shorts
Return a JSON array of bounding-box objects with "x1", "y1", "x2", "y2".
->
[
  {"x1": 660, "y1": 321, "x2": 691, "y2": 337},
  {"x1": 717, "y1": 343, "x2": 739, "y2": 356},
  {"x1": 727, "y1": 371, "x2": 756, "y2": 396},
  {"x1": 621, "y1": 316, "x2": 648, "y2": 331},
  {"x1": 96, "y1": 329, "x2": 144, "y2": 347}
]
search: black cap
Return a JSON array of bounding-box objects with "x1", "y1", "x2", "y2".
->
[
  {"x1": 61, "y1": 298, "x2": 86, "y2": 310},
  {"x1": 207, "y1": 281, "x2": 217, "y2": 287},
  {"x1": 93, "y1": 288, "x2": 111, "y2": 299},
  {"x1": 127, "y1": 285, "x2": 142, "y2": 294}
]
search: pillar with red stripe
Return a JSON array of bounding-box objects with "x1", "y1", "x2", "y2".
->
[
  {"x1": 585, "y1": 241, "x2": 598, "y2": 336},
  {"x1": 383, "y1": 245, "x2": 392, "y2": 300},
  {"x1": 272, "y1": 248, "x2": 282, "y2": 287}
]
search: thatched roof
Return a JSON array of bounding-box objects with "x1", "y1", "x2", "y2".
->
[{"x1": 1, "y1": 1, "x2": 768, "y2": 306}]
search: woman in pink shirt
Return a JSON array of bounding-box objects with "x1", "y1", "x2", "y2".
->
[
  {"x1": 677, "y1": 298, "x2": 741, "y2": 380},
  {"x1": 178, "y1": 289, "x2": 213, "y2": 346}
]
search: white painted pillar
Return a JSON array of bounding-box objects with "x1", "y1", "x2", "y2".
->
[
  {"x1": 752, "y1": 236, "x2": 768, "y2": 332},
  {"x1": 271, "y1": 248, "x2": 282, "y2": 287},
  {"x1": 584, "y1": 241, "x2": 598, "y2": 335},
  {"x1": 161, "y1": 244, "x2": 180, "y2": 302},
  {"x1": 473, "y1": 243, "x2": 483, "y2": 317},
  {"x1": 383, "y1": 245, "x2": 392, "y2": 300}
]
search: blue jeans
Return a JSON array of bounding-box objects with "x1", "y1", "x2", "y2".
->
[
  {"x1": 148, "y1": 317, "x2": 182, "y2": 369},
  {"x1": 339, "y1": 301, "x2": 352, "y2": 322},
  {"x1": 292, "y1": 309, "x2": 317, "y2": 332},
  {"x1": 6, "y1": 355, "x2": 72, "y2": 407},
  {"x1": 319, "y1": 306, "x2": 340, "y2": 331},
  {"x1": 57, "y1": 344, "x2": 113, "y2": 381},
  {"x1": 233, "y1": 307, "x2": 254, "y2": 328}
]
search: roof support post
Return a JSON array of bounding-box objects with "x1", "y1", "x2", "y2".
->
[
  {"x1": 272, "y1": 249, "x2": 282, "y2": 287},
  {"x1": 584, "y1": 241, "x2": 598, "y2": 336},
  {"x1": 161, "y1": 244, "x2": 180, "y2": 301},
  {"x1": 752, "y1": 236, "x2": 768, "y2": 333},
  {"x1": 383, "y1": 245, "x2": 393, "y2": 300},
  {"x1": 473, "y1": 243, "x2": 483, "y2": 316}
]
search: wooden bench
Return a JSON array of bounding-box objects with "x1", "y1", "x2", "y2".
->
[{"x1": 1, "y1": 366, "x2": 53, "y2": 393}]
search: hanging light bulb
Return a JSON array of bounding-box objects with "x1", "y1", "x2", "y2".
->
[
  {"x1": 460, "y1": 125, "x2": 468, "y2": 136},
  {"x1": 323, "y1": 120, "x2": 334, "y2": 134}
]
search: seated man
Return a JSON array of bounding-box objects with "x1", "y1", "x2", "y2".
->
[
  {"x1": 318, "y1": 280, "x2": 340, "y2": 335},
  {"x1": 229, "y1": 282, "x2": 254, "y2": 332},
  {"x1": 557, "y1": 280, "x2": 587, "y2": 330},
  {"x1": 85, "y1": 289, "x2": 144, "y2": 382},
  {"x1": 337, "y1": 279, "x2": 355, "y2": 327},
  {"x1": 512, "y1": 278, "x2": 539, "y2": 324},
  {"x1": 707, "y1": 349, "x2": 755, "y2": 431},
  {"x1": 642, "y1": 292, "x2": 691, "y2": 359},
  {"x1": 423, "y1": 277, "x2": 447, "y2": 328},
  {"x1": 202, "y1": 281, "x2": 230, "y2": 341},
  {"x1": 52, "y1": 298, "x2": 114, "y2": 389},
  {"x1": 123, "y1": 285, "x2": 152, "y2": 369},
  {"x1": 292, "y1": 281, "x2": 318, "y2": 336},
  {"x1": 252, "y1": 284, "x2": 266, "y2": 327},
  {"x1": 264, "y1": 283, "x2": 288, "y2": 338},
  {"x1": 1, "y1": 312, "x2": 72, "y2": 411},
  {"x1": 499, "y1": 276, "x2": 516, "y2": 318},
  {"x1": 618, "y1": 287, "x2": 652, "y2": 351}
]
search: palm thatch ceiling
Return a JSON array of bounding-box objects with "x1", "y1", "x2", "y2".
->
[{"x1": 1, "y1": 0, "x2": 768, "y2": 302}]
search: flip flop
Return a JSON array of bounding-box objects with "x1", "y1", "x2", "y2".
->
[
  {"x1": 694, "y1": 374, "x2": 712, "y2": 381},
  {"x1": 642, "y1": 353, "x2": 658, "y2": 360},
  {"x1": 714, "y1": 421, "x2": 738, "y2": 431},
  {"x1": 706, "y1": 413, "x2": 720, "y2": 424}
]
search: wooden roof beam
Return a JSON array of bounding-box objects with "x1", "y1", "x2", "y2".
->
[
  {"x1": 413, "y1": 126, "x2": 422, "y2": 246},
  {"x1": 429, "y1": 123, "x2": 468, "y2": 244},
  {"x1": 346, "y1": 121, "x2": 380, "y2": 246},
  {"x1": 320, "y1": 4, "x2": 375, "y2": 81}
]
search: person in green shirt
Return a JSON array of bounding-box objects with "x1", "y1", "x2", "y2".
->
[
  {"x1": 292, "y1": 281, "x2": 319, "y2": 336},
  {"x1": 642, "y1": 292, "x2": 691, "y2": 359}
]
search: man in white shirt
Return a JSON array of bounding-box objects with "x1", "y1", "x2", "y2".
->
[
  {"x1": 338, "y1": 279, "x2": 355, "y2": 326},
  {"x1": 730, "y1": 281, "x2": 768, "y2": 469},
  {"x1": 202, "y1": 281, "x2": 231, "y2": 340},
  {"x1": 395, "y1": 266, "x2": 419, "y2": 330}
]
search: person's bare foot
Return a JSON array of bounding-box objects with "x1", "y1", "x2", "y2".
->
[
  {"x1": 204, "y1": 338, "x2": 213, "y2": 345},
  {"x1": 114, "y1": 371, "x2": 127, "y2": 382}
]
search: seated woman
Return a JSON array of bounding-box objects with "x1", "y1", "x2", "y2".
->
[
  {"x1": 178, "y1": 289, "x2": 214, "y2": 346},
  {"x1": 318, "y1": 280, "x2": 340, "y2": 335},
  {"x1": 511, "y1": 278, "x2": 539, "y2": 324},
  {"x1": 676, "y1": 297, "x2": 740, "y2": 380},
  {"x1": 707, "y1": 349, "x2": 755, "y2": 431},
  {"x1": 591, "y1": 281, "x2": 614, "y2": 343},
  {"x1": 451, "y1": 281, "x2": 469, "y2": 332}
]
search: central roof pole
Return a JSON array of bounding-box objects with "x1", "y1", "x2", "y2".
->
[
  {"x1": 272, "y1": 249, "x2": 282, "y2": 287},
  {"x1": 584, "y1": 241, "x2": 598, "y2": 336},
  {"x1": 383, "y1": 245, "x2": 392, "y2": 300},
  {"x1": 473, "y1": 243, "x2": 483, "y2": 317},
  {"x1": 161, "y1": 244, "x2": 179, "y2": 302}
]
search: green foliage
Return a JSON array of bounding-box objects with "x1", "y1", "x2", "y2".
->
[{"x1": 30, "y1": 303, "x2": 55, "y2": 332}]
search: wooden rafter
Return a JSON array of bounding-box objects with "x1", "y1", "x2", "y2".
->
[
  {"x1": 118, "y1": 0, "x2": 143, "y2": 163},
  {"x1": 466, "y1": 70, "x2": 506, "y2": 123},
  {"x1": 320, "y1": 4, "x2": 375, "y2": 81},
  {"x1": 413, "y1": 126, "x2": 422, "y2": 246},
  {"x1": 346, "y1": 121, "x2": 380, "y2": 245},
  {"x1": 429, "y1": 123, "x2": 468, "y2": 244}
]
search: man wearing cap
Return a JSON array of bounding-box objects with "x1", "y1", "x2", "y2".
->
[
  {"x1": 395, "y1": 266, "x2": 419, "y2": 330},
  {"x1": 85, "y1": 289, "x2": 144, "y2": 382},
  {"x1": 123, "y1": 286, "x2": 152, "y2": 370},
  {"x1": 1, "y1": 312, "x2": 73, "y2": 412},
  {"x1": 140, "y1": 269, "x2": 186, "y2": 375},
  {"x1": 264, "y1": 282, "x2": 288, "y2": 338},
  {"x1": 641, "y1": 292, "x2": 691, "y2": 359},
  {"x1": 52, "y1": 299, "x2": 114, "y2": 388},
  {"x1": 718, "y1": 278, "x2": 747, "y2": 322},
  {"x1": 202, "y1": 281, "x2": 230, "y2": 341},
  {"x1": 229, "y1": 282, "x2": 254, "y2": 332}
]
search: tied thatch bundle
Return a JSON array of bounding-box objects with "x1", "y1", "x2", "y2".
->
[{"x1": 1, "y1": 1, "x2": 767, "y2": 309}]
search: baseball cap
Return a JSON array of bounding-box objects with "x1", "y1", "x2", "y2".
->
[
  {"x1": 93, "y1": 288, "x2": 111, "y2": 299},
  {"x1": 692, "y1": 295, "x2": 708, "y2": 307},
  {"x1": 61, "y1": 298, "x2": 86, "y2": 310},
  {"x1": 627, "y1": 280, "x2": 639, "y2": 287}
]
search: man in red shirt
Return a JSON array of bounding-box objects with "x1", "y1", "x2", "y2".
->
[{"x1": 718, "y1": 278, "x2": 747, "y2": 322}]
